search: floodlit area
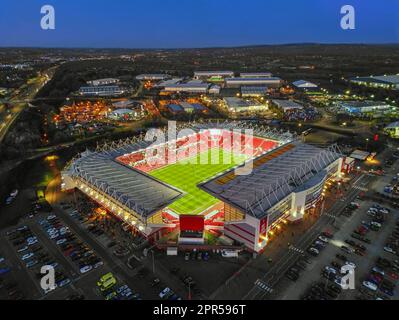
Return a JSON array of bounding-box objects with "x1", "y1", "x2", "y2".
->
[{"x1": 149, "y1": 148, "x2": 247, "y2": 215}]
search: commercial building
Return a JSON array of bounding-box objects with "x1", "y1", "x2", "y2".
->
[
  {"x1": 240, "y1": 72, "x2": 273, "y2": 78},
  {"x1": 155, "y1": 78, "x2": 184, "y2": 88},
  {"x1": 163, "y1": 83, "x2": 210, "y2": 94},
  {"x1": 86, "y1": 78, "x2": 119, "y2": 86},
  {"x1": 272, "y1": 99, "x2": 304, "y2": 113},
  {"x1": 61, "y1": 122, "x2": 343, "y2": 253},
  {"x1": 349, "y1": 75, "x2": 399, "y2": 90},
  {"x1": 241, "y1": 86, "x2": 268, "y2": 97},
  {"x1": 335, "y1": 101, "x2": 395, "y2": 116},
  {"x1": 79, "y1": 85, "x2": 124, "y2": 97},
  {"x1": 225, "y1": 77, "x2": 283, "y2": 89},
  {"x1": 292, "y1": 80, "x2": 318, "y2": 89},
  {"x1": 136, "y1": 74, "x2": 171, "y2": 81},
  {"x1": 224, "y1": 97, "x2": 268, "y2": 113},
  {"x1": 384, "y1": 121, "x2": 399, "y2": 138},
  {"x1": 194, "y1": 71, "x2": 235, "y2": 80}
]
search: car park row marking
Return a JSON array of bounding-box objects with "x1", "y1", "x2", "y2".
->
[
  {"x1": 254, "y1": 279, "x2": 273, "y2": 293},
  {"x1": 288, "y1": 246, "x2": 305, "y2": 254}
]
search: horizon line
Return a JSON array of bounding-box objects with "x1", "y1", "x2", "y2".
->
[{"x1": 1, "y1": 42, "x2": 399, "y2": 51}]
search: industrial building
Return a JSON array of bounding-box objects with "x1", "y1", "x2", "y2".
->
[
  {"x1": 86, "y1": 78, "x2": 119, "y2": 86},
  {"x1": 79, "y1": 85, "x2": 123, "y2": 97},
  {"x1": 163, "y1": 83, "x2": 210, "y2": 94},
  {"x1": 292, "y1": 80, "x2": 318, "y2": 89},
  {"x1": 272, "y1": 99, "x2": 304, "y2": 113},
  {"x1": 136, "y1": 74, "x2": 171, "y2": 81},
  {"x1": 225, "y1": 77, "x2": 283, "y2": 89},
  {"x1": 194, "y1": 71, "x2": 235, "y2": 80},
  {"x1": 224, "y1": 97, "x2": 268, "y2": 113},
  {"x1": 240, "y1": 72, "x2": 273, "y2": 78},
  {"x1": 241, "y1": 86, "x2": 268, "y2": 97},
  {"x1": 335, "y1": 100, "x2": 395, "y2": 116},
  {"x1": 384, "y1": 121, "x2": 399, "y2": 138},
  {"x1": 349, "y1": 75, "x2": 399, "y2": 90},
  {"x1": 61, "y1": 121, "x2": 343, "y2": 253}
]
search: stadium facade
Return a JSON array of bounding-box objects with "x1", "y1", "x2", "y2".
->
[{"x1": 61, "y1": 121, "x2": 343, "y2": 252}]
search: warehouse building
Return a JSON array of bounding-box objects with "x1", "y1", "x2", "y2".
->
[
  {"x1": 163, "y1": 83, "x2": 210, "y2": 94},
  {"x1": 136, "y1": 74, "x2": 171, "y2": 81},
  {"x1": 350, "y1": 75, "x2": 399, "y2": 90},
  {"x1": 240, "y1": 72, "x2": 273, "y2": 78},
  {"x1": 225, "y1": 77, "x2": 283, "y2": 89},
  {"x1": 241, "y1": 86, "x2": 268, "y2": 97},
  {"x1": 224, "y1": 97, "x2": 268, "y2": 113},
  {"x1": 384, "y1": 121, "x2": 399, "y2": 138},
  {"x1": 194, "y1": 71, "x2": 235, "y2": 80},
  {"x1": 292, "y1": 80, "x2": 318, "y2": 89},
  {"x1": 86, "y1": 78, "x2": 119, "y2": 86},
  {"x1": 335, "y1": 101, "x2": 395, "y2": 116},
  {"x1": 272, "y1": 99, "x2": 304, "y2": 113},
  {"x1": 79, "y1": 85, "x2": 123, "y2": 97}
]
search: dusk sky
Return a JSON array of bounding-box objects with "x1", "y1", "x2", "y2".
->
[{"x1": 0, "y1": 0, "x2": 398, "y2": 48}]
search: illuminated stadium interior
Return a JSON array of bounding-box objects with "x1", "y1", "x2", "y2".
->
[{"x1": 116, "y1": 130, "x2": 279, "y2": 216}]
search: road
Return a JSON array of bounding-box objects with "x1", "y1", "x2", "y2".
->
[{"x1": 0, "y1": 68, "x2": 55, "y2": 144}]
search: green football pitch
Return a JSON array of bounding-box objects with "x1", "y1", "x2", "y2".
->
[{"x1": 149, "y1": 149, "x2": 247, "y2": 215}]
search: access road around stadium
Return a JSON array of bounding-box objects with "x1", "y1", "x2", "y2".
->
[{"x1": 243, "y1": 173, "x2": 374, "y2": 300}]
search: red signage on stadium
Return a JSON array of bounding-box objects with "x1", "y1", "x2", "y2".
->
[
  {"x1": 259, "y1": 217, "x2": 268, "y2": 239},
  {"x1": 180, "y1": 215, "x2": 205, "y2": 232}
]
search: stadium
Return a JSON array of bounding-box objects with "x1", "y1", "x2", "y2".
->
[{"x1": 61, "y1": 121, "x2": 343, "y2": 252}]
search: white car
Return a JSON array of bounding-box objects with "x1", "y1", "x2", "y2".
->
[
  {"x1": 47, "y1": 215, "x2": 57, "y2": 220},
  {"x1": 93, "y1": 261, "x2": 104, "y2": 269},
  {"x1": 308, "y1": 247, "x2": 319, "y2": 256},
  {"x1": 17, "y1": 246, "x2": 29, "y2": 253},
  {"x1": 56, "y1": 238, "x2": 67, "y2": 245},
  {"x1": 21, "y1": 253, "x2": 34, "y2": 261},
  {"x1": 363, "y1": 281, "x2": 378, "y2": 291},
  {"x1": 0, "y1": 257, "x2": 5, "y2": 263},
  {"x1": 27, "y1": 239, "x2": 38, "y2": 246},
  {"x1": 318, "y1": 236, "x2": 329, "y2": 243},
  {"x1": 324, "y1": 266, "x2": 337, "y2": 274},
  {"x1": 344, "y1": 261, "x2": 356, "y2": 269},
  {"x1": 50, "y1": 233, "x2": 59, "y2": 240},
  {"x1": 159, "y1": 287, "x2": 171, "y2": 299},
  {"x1": 80, "y1": 265, "x2": 93, "y2": 274},
  {"x1": 384, "y1": 246, "x2": 396, "y2": 254}
]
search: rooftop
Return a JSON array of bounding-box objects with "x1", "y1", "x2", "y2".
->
[{"x1": 200, "y1": 142, "x2": 341, "y2": 219}]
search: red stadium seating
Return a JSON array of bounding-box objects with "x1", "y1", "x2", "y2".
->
[{"x1": 116, "y1": 130, "x2": 278, "y2": 173}]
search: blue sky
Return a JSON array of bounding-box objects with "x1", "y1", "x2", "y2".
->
[{"x1": 0, "y1": 0, "x2": 398, "y2": 48}]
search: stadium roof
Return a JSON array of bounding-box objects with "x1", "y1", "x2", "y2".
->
[
  {"x1": 200, "y1": 142, "x2": 342, "y2": 219},
  {"x1": 68, "y1": 151, "x2": 182, "y2": 218}
]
